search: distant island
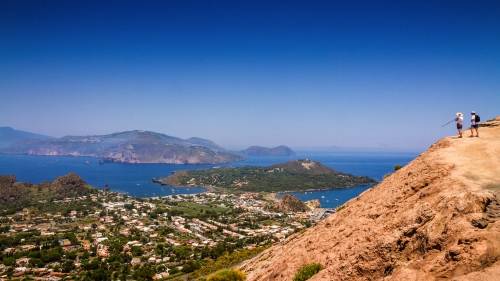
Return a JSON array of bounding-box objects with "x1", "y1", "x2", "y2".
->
[
  {"x1": 0, "y1": 129, "x2": 245, "y2": 165},
  {"x1": 155, "y1": 159, "x2": 377, "y2": 193},
  {"x1": 0, "y1": 126, "x2": 54, "y2": 148},
  {"x1": 237, "y1": 145, "x2": 296, "y2": 156}
]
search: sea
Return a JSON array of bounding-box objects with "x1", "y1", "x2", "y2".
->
[{"x1": 0, "y1": 150, "x2": 420, "y2": 207}]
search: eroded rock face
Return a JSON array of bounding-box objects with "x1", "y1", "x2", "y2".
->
[
  {"x1": 304, "y1": 199, "x2": 321, "y2": 211},
  {"x1": 239, "y1": 117, "x2": 500, "y2": 281},
  {"x1": 274, "y1": 195, "x2": 307, "y2": 212}
]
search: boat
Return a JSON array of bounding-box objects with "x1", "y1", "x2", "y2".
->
[
  {"x1": 85, "y1": 161, "x2": 90, "y2": 164},
  {"x1": 321, "y1": 196, "x2": 325, "y2": 198},
  {"x1": 335, "y1": 199, "x2": 339, "y2": 201}
]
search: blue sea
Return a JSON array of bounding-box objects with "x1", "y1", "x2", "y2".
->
[{"x1": 0, "y1": 151, "x2": 420, "y2": 204}]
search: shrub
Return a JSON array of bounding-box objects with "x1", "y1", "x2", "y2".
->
[
  {"x1": 336, "y1": 205, "x2": 345, "y2": 212},
  {"x1": 206, "y1": 269, "x2": 246, "y2": 281},
  {"x1": 293, "y1": 263, "x2": 323, "y2": 281},
  {"x1": 394, "y1": 165, "x2": 403, "y2": 171}
]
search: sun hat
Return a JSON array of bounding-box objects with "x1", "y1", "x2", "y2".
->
[
  {"x1": 457, "y1": 112, "x2": 463, "y2": 116},
  {"x1": 471, "y1": 111, "x2": 475, "y2": 114}
]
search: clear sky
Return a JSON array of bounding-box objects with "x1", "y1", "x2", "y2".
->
[{"x1": 1, "y1": 1, "x2": 499, "y2": 150}]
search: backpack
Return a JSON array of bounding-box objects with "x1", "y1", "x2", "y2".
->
[{"x1": 475, "y1": 115, "x2": 480, "y2": 123}]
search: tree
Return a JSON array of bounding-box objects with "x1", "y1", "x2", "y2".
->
[{"x1": 62, "y1": 260, "x2": 76, "y2": 273}]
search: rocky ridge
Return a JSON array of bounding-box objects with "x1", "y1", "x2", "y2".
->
[
  {"x1": 1, "y1": 130, "x2": 244, "y2": 164},
  {"x1": 239, "y1": 116, "x2": 500, "y2": 281}
]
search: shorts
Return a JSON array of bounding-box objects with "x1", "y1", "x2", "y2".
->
[
  {"x1": 457, "y1": 123, "x2": 463, "y2": 129},
  {"x1": 472, "y1": 124, "x2": 479, "y2": 128}
]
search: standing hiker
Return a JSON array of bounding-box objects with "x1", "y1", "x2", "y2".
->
[
  {"x1": 455, "y1": 112, "x2": 463, "y2": 138},
  {"x1": 470, "y1": 111, "x2": 479, "y2": 137}
]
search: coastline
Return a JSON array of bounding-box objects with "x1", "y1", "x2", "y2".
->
[{"x1": 273, "y1": 184, "x2": 376, "y2": 200}]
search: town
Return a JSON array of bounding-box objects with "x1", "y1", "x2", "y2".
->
[{"x1": 0, "y1": 189, "x2": 326, "y2": 281}]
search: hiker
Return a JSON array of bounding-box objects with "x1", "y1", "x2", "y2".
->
[
  {"x1": 470, "y1": 111, "x2": 479, "y2": 137},
  {"x1": 455, "y1": 112, "x2": 463, "y2": 138}
]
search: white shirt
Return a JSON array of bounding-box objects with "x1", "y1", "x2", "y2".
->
[
  {"x1": 456, "y1": 116, "x2": 463, "y2": 124},
  {"x1": 471, "y1": 114, "x2": 476, "y2": 125}
]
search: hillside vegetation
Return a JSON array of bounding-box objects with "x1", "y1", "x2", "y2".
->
[
  {"x1": 0, "y1": 173, "x2": 98, "y2": 215},
  {"x1": 159, "y1": 159, "x2": 376, "y2": 193}
]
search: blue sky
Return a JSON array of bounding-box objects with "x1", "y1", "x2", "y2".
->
[{"x1": 1, "y1": 1, "x2": 499, "y2": 150}]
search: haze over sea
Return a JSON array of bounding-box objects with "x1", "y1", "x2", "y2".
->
[{"x1": 0, "y1": 150, "x2": 418, "y2": 206}]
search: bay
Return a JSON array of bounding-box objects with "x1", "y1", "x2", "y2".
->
[{"x1": 0, "y1": 150, "x2": 419, "y2": 199}]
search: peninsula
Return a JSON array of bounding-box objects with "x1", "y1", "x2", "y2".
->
[{"x1": 155, "y1": 159, "x2": 377, "y2": 193}]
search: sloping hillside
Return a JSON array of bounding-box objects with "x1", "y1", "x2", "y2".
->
[
  {"x1": 239, "y1": 117, "x2": 500, "y2": 281},
  {"x1": 0, "y1": 126, "x2": 53, "y2": 148},
  {"x1": 1, "y1": 130, "x2": 243, "y2": 164},
  {"x1": 0, "y1": 173, "x2": 98, "y2": 215}
]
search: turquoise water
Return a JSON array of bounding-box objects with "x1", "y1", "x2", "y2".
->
[{"x1": 0, "y1": 151, "x2": 419, "y2": 198}]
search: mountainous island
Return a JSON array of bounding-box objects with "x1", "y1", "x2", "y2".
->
[
  {"x1": 0, "y1": 130, "x2": 244, "y2": 164},
  {"x1": 0, "y1": 126, "x2": 53, "y2": 148},
  {"x1": 155, "y1": 159, "x2": 377, "y2": 193},
  {"x1": 238, "y1": 116, "x2": 500, "y2": 280},
  {"x1": 237, "y1": 145, "x2": 296, "y2": 156}
]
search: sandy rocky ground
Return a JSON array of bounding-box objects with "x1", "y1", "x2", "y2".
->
[{"x1": 239, "y1": 116, "x2": 500, "y2": 281}]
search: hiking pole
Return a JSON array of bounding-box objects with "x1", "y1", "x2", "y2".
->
[{"x1": 441, "y1": 119, "x2": 455, "y2": 127}]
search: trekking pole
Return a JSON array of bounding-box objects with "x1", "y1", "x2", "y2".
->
[{"x1": 441, "y1": 119, "x2": 455, "y2": 127}]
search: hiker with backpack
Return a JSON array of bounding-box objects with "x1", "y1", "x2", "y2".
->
[
  {"x1": 455, "y1": 112, "x2": 464, "y2": 138},
  {"x1": 470, "y1": 111, "x2": 480, "y2": 137}
]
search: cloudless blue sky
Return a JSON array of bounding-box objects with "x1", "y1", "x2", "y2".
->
[{"x1": 1, "y1": 0, "x2": 499, "y2": 150}]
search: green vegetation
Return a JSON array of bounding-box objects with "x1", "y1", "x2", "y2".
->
[
  {"x1": 163, "y1": 160, "x2": 376, "y2": 193},
  {"x1": 336, "y1": 205, "x2": 346, "y2": 212},
  {"x1": 0, "y1": 173, "x2": 98, "y2": 216},
  {"x1": 293, "y1": 263, "x2": 323, "y2": 281},
  {"x1": 0, "y1": 174, "x2": 309, "y2": 281},
  {"x1": 394, "y1": 165, "x2": 403, "y2": 171},
  {"x1": 188, "y1": 247, "x2": 267, "y2": 279},
  {"x1": 206, "y1": 269, "x2": 246, "y2": 281}
]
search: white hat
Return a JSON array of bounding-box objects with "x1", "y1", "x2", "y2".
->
[
  {"x1": 471, "y1": 111, "x2": 475, "y2": 114},
  {"x1": 457, "y1": 112, "x2": 463, "y2": 116}
]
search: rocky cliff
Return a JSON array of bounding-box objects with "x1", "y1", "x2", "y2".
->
[
  {"x1": 239, "y1": 117, "x2": 500, "y2": 281},
  {"x1": 1, "y1": 130, "x2": 244, "y2": 164},
  {"x1": 274, "y1": 195, "x2": 307, "y2": 213}
]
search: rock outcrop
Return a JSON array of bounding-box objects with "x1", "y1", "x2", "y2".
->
[
  {"x1": 0, "y1": 173, "x2": 97, "y2": 207},
  {"x1": 239, "y1": 117, "x2": 500, "y2": 281},
  {"x1": 304, "y1": 199, "x2": 321, "y2": 211},
  {"x1": 274, "y1": 195, "x2": 307, "y2": 212}
]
